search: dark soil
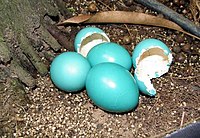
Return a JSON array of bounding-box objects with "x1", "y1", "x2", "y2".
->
[{"x1": 1, "y1": 0, "x2": 199, "y2": 137}]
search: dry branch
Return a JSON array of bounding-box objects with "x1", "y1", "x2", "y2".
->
[
  {"x1": 58, "y1": 11, "x2": 200, "y2": 40},
  {"x1": 135, "y1": 0, "x2": 200, "y2": 38},
  {"x1": 46, "y1": 24, "x2": 74, "y2": 51}
]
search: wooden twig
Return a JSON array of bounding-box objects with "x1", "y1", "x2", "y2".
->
[
  {"x1": 45, "y1": 24, "x2": 74, "y2": 51},
  {"x1": 96, "y1": 0, "x2": 113, "y2": 11},
  {"x1": 135, "y1": 0, "x2": 200, "y2": 38},
  {"x1": 3, "y1": 94, "x2": 13, "y2": 106},
  {"x1": 180, "y1": 111, "x2": 185, "y2": 128},
  {"x1": 58, "y1": 11, "x2": 200, "y2": 40},
  {"x1": 14, "y1": 103, "x2": 26, "y2": 113},
  {"x1": 124, "y1": 24, "x2": 132, "y2": 37},
  {"x1": 96, "y1": 0, "x2": 133, "y2": 38}
]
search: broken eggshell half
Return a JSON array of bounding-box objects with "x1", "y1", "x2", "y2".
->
[
  {"x1": 132, "y1": 38, "x2": 173, "y2": 96},
  {"x1": 74, "y1": 27, "x2": 110, "y2": 57}
]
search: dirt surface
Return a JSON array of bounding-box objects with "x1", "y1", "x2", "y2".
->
[{"x1": 1, "y1": 0, "x2": 200, "y2": 137}]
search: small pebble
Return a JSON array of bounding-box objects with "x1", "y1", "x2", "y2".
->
[
  {"x1": 123, "y1": 35, "x2": 132, "y2": 45},
  {"x1": 190, "y1": 54, "x2": 199, "y2": 63},
  {"x1": 175, "y1": 35, "x2": 184, "y2": 43},
  {"x1": 88, "y1": 3, "x2": 97, "y2": 13},
  {"x1": 172, "y1": 46, "x2": 181, "y2": 53},
  {"x1": 179, "y1": 0, "x2": 186, "y2": 6},
  {"x1": 175, "y1": 53, "x2": 186, "y2": 63},
  {"x1": 182, "y1": 44, "x2": 191, "y2": 53},
  {"x1": 176, "y1": 8, "x2": 182, "y2": 13},
  {"x1": 123, "y1": 0, "x2": 133, "y2": 6},
  {"x1": 182, "y1": 9, "x2": 187, "y2": 14},
  {"x1": 173, "y1": 0, "x2": 180, "y2": 5}
]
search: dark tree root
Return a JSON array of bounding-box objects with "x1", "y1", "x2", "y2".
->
[{"x1": 135, "y1": 0, "x2": 200, "y2": 38}]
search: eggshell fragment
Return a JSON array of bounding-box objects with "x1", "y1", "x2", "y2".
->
[
  {"x1": 132, "y1": 39, "x2": 173, "y2": 96},
  {"x1": 74, "y1": 27, "x2": 110, "y2": 57},
  {"x1": 86, "y1": 63, "x2": 139, "y2": 113}
]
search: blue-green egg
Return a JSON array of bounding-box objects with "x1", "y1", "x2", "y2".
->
[
  {"x1": 86, "y1": 63, "x2": 139, "y2": 113},
  {"x1": 87, "y1": 42, "x2": 132, "y2": 70},
  {"x1": 50, "y1": 52, "x2": 91, "y2": 92},
  {"x1": 74, "y1": 27, "x2": 110, "y2": 57}
]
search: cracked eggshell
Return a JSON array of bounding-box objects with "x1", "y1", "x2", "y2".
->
[
  {"x1": 86, "y1": 63, "x2": 139, "y2": 113},
  {"x1": 134, "y1": 72, "x2": 156, "y2": 96},
  {"x1": 132, "y1": 38, "x2": 173, "y2": 96},
  {"x1": 132, "y1": 38, "x2": 172, "y2": 68},
  {"x1": 74, "y1": 27, "x2": 110, "y2": 57},
  {"x1": 87, "y1": 42, "x2": 132, "y2": 70}
]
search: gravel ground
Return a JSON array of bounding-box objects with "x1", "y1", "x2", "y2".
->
[
  {"x1": 3, "y1": 0, "x2": 200, "y2": 137},
  {"x1": 15, "y1": 65, "x2": 199, "y2": 137}
]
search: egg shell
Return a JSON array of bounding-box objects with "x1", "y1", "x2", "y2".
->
[
  {"x1": 50, "y1": 52, "x2": 91, "y2": 92},
  {"x1": 134, "y1": 72, "x2": 156, "y2": 96},
  {"x1": 132, "y1": 38, "x2": 173, "y2": 96},
  {"x1": 74, "y1": 27, "x2": 110, "y2": 57},
  {"x1": 87, "y1": 42, "x2": 132, "y2": 70},
  {"x1": 132, "y1": 38, "x2": 172, "y2": 68},
  {"x1": 86, "y1": 63, "x2": 139, "y2": 113}
]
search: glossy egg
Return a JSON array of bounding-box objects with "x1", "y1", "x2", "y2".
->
[
  {"x1": 132, "y1": 38, "x2": 173, "y2": 96},
  {"x1": 86, "y1": 63, "x2": 139, "y2": 113},
  {"x1": 74, "y1": 27, "x2": 110, "y2": 57},
  {"x1": 50, "y1": 52, "x2": 91, "y2": 92},
  {"x1": 87, "y1": 42, "x2": 132, "y2": 70}
]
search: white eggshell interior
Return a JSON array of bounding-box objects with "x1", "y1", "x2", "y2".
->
[
  {"x1": 135, "y1": 47, "x2": 172, "y2": 94},
  {"x1": 80, "y1": 39, "x2": 108, "y2": 57},
  {"x1": 78, "y1": 33, "x2": 110, "y2": 57}
]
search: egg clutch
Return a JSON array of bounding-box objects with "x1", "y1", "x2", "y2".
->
[{"x1": 50, "y1": 27, "x2": 173, "y2": 113}]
